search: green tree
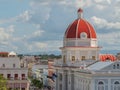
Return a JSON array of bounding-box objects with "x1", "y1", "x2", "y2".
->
[
  {"x1": 31, "y1": 78, "x2": 43, "y2": 89},
  {"x1": 0, "y1": 75, "x2": 7, "y2": 90}
]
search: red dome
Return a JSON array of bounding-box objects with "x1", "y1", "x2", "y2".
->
[{"x1": 65, "y1": 18, "x2": 97, "y2": 39}]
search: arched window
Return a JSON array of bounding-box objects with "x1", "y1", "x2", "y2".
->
[
  {"x1": 114, "y1": 81, "x2": 120, "y2": 90},
  {"x1": 115, "y1": 81, "x2": 119, "y2": 84},
  {"x1": 98, "y1": 81, "x2": 104, "y2": 90}
]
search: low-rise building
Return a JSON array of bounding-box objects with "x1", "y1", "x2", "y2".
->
[{"x1": 0, "y1": 51, "x2": 29, "y2": 90}]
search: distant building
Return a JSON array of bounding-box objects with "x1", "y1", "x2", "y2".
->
[
  {"x1": 32, "y1": 62, "x2": 48, "y2": 86},
  {"x1": 0, "y1": 52, "x2": 9, "y2": 57},
  {"x1": 48, "y1": 59, "x2": 54, "y2": 76},
  {"x1": 54, "y1": 8, "x2": 119, "y2": 90},
  {"x1": 21, "y1": 56, "x2": 36, "y2": 77},
  {"x1": 0, "y1": 51, "x2": 29, "y2": 90}
]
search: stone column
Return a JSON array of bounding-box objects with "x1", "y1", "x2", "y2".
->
[
  {"x1": 64, "y1": 70, "x2": 68, "y2": 90},
  {"x1": 62, "y1": 71, "x2": 64, "y2": 90},
  {"x1": 71, "y1": 71, "x2": 74, "y2": 90}
]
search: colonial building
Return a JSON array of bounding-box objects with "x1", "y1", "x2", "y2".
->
[
  {"x1": 54, "y1": 8, "x2": 119, "y2": 90},
  {"x1": 0, "y1": 51, "x2": 29, "y2": 90}
]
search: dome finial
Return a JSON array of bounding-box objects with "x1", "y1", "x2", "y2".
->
[{"x1": 77, "y1": 8, "x2": 83, "y2": 18}]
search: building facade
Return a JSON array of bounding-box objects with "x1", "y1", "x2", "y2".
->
[
  {"x1": 0, "y1": 52, "x2": 29, "y2": 90},
  {"x1": 54, "y1": 8, "x2": 119, "y2": 90}
]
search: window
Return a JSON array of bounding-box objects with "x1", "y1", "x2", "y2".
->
[
  {"x1": 2, "y1": 64, "x2": 5, "y2": 68},
  {"x1": 21, "y1": 74, "x2": 25, "y2": 80},
  {"x1": 113, "y1": 65, "x2": 116, "y2": 69},
  {"x1": 72, "y1": 56, "x2": 75, "y2": 61},
  {"x1": 8, "y1": 88, "x2": 12, "y2": 90},
  {"x1": 117, "y1": 64, "x2": 119, "y2": 69},
  {"x1": 81, "y1": 56, "x2": 85, "y2": 60},
  {"x1": 114, "y1": 81, "x2": 120, "y2": 90},
  {"x1": 113, "y1": 64, "x2": 120, "y2": 69},
  {"x1": 92, "y1": 56, "x2": 96, "y2": 60},
  {"x1": 21, "y1": 88, "x2": 25, "y2": 90},
  {"x1": 14, "y1": 74, "x2": 18, "y2": 80},
  {"x1": 7, "y1": 74, "x2": 11, "y2": 80},
  {"x1": 98, "y1": 81, "x2": 104, "y2": 90},
  {"x1": 13, "y1": 64, "x2": 16, "y2": 68}
]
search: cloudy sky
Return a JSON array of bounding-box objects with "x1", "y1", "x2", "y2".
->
[{"x1": 0, "y1": 0, "x2": 120, "y2": 54}]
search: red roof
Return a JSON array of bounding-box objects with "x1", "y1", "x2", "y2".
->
[
  {"x1": 65, "y1": 19, "x2": 97, "y2": 39},
  {"x1": 0, "y1": 52, "x2": 9, "y2": 54},
  {"x1": 99, "y1": 54, "x2": 116, "y2": 62}
]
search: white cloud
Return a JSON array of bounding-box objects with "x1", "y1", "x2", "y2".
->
[
  {"x1": 0, "y1": 10, "x2": 32, "y2": 24},
  {"x1": 33, "y1": 30, "x2": 44, "y2": 37},
  {"x1": 17, "y1": 10, "x2": 32, "y2": 22},
  {"x1": 93, "y1": 0, "x2": 112, "y2": 10},
  {"x1": 34, "y1": 42, "x2": 47, "y2": 49},
  {"x1": 94, "y1": 0, "x2": 104, "y2": 3},
  {"x1": 98, "y1": 32, "x2": 120, "y2": 50},
  {"x1": 0, "y1": 28, "x2": 11, "y2": 41},
  {"x1": 107, "y1": 0, "x2": 111, "y2": 4},
  {"x1": 30, "y1": 1, "x2": 49, "y2": 6},
  {"x1": 96, "y1": 4, "x2": 107, "y2": 10},
  {"x1": 91, "y1": 16, "x2": 120, "y2": 29},
  {"x1": 7, "y1": 25, "x2": 15, "y2": 33},
  {"x1": 46, "y1": 41, "x2": 62, "y2": 51},
  {"x1": 0, "y1": 26, "x2": 15, "y2": 51},
  {"x1": 0, "y1": 17, "x2": 17, "y2": 24},
  {"x1": 94, "y1": 0, "x2": 111, "y2": 4}
]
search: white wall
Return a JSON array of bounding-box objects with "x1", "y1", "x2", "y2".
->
[{"x1": 0, "y1": 57, "x2": 20, "y2": 68}]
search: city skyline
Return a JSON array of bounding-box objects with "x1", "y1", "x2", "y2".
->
[{"x1": 0, "y1": 0, "x2": 120, "y2": 54}]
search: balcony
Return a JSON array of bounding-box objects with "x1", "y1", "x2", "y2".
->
[
  {"x1": 7, "y1": 82, "x2": 29, "y2": 89},
  {"x1": 7, "y1": 77, "x2": 28, "y2": 81}
]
